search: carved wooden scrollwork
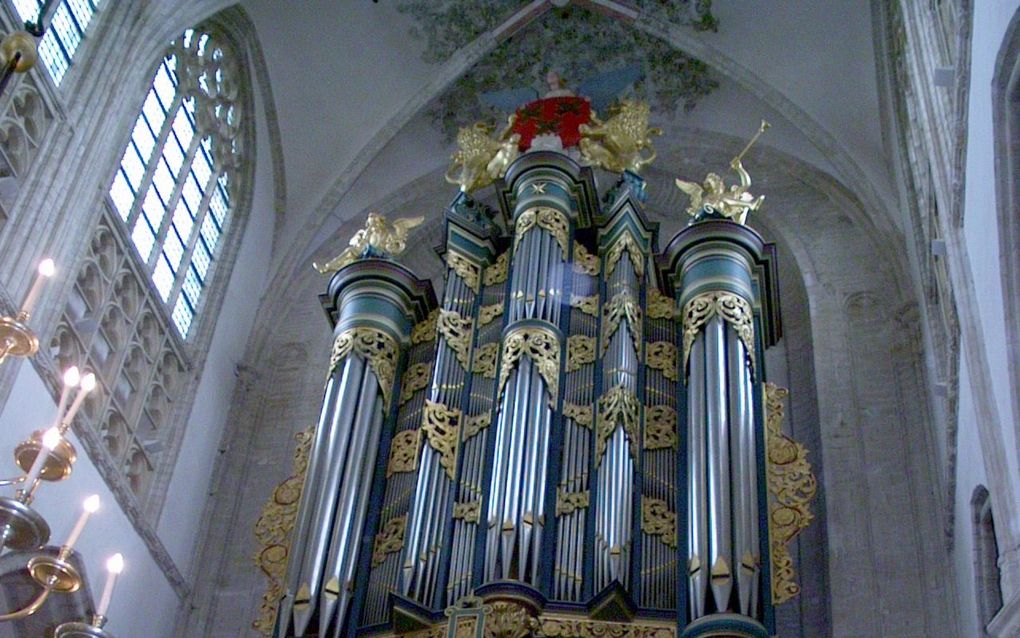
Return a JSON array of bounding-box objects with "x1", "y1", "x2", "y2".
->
[
  {"x1": 515, "y1": 206, "x2": 570, "y2": 259},
  {"x1": 681, "y1": 291, "x2": 755, "y2": 377},
  {"x1": 330, "y1": 327, "x2": 399, "y2": 405},
  {"x1": 497, "y1": 327, "x2": 562, "y2": 402},
  {"x1": 421, "y1": 400, "x2": 461, "y2": 479}
]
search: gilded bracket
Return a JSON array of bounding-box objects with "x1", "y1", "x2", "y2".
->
[
  {"x1": 452, "y1": 500, "x2": 482, "y2": 524},
  {"x1": 478, "y1": 302, "x2": 504, "y2": 327},
  {"x1": 330, "y1": 327, "x2": 399, "y2": 405},
  {"x1": 555, "y1": 487, "x2": 590, "y2": 516},
  {"x1": 447, "y1": 251, "x2": 482, "y2": 293},
  {"x1": 645, "y1": 341, "x2": 678, "y2": 382},
  {"x1": 681, "y1": 291, "x2": 756, "y2": 378},
  {"x1": 605, "y1": 232, "x2": 645, "y2": 278},
  {"x1": 400, "y1": 362, "x2": 432, "y2": 406},
  {"x1": 764, "y1": 383, "x2": 817, "y2": 605},
  {"x1": 562, "y1": 402, "x2": 593, "y2": 428},
  {"x1": 371, "y1": 514, "x2": 407, "y2": 567},
  {"x1": 422, "y1": 399, "x2": 461, "y2": 480},
  {"x1": 643, "y1": 405, "x2": 677, "y2": 450},
  {"x1": 387, "y1": 429, "x2": 421, "y2": 477},
  {"x1": 595, "y1": 385, "x2": 641, "y2": 466},
  {"x1": 514, "y1": 206, "x2": 570, "y2": 260},
  {"x1": 569, "y1": 294, "x2": 599, "y2": 317},
  {"x1": 572, "y1": 241, "x2": 600, "y2": 276},
  {"x1": 463, "y1": 412, "x2": 492, "y2": 440},
  {"x1": 438, "y1": 309, "x2": 475, "y2": 370},
  {"x1": 412, "y1": 309, "x2": 439, "y2": 344},
  {"x1": 483, "y1": 251, "x2": 509, "y2": 286},
  {"x1": 641, "y1": 497, "x2": 677, "y2": 548},
  {"x1": 473, "y1": 342, "x2": 500, "y2": 379},
  {"x1": 602, "y1": 292, "x2": 643, "y2": 356},
  {"x1": 566, "y1": 335, "x2": 597, "y2": 372},
  {"x1": 497, "y1": 326, "x2": 562, "y2": 403},
  {"x1": 647, "y1": 290, "x2": 677, "y2": 320}
]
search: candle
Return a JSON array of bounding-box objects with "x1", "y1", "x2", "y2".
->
[
  {"x1": 24, "y1": 427, "x2": 60, "y2": 488},
  {"x1": 63, "y1": 494, "x2": 100, "y2": 550},
  {"x1": 61, "y1": 372, "x2": 95, "y2": 432},
  {"x1": 96, "y1": 553, "x2": 124, "y2": 618},
  {"x1": 19, "y1": 258, "x2": 55, "y2": 318},
  {"x1": 51, "y1": 366, "x2": 79, "y2": 429}
]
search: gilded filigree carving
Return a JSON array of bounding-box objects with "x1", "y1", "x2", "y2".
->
[
  {"x1": 448, "y1": 251, "x2": 482, "y2": 292},
  {"x1": 463, "y1": 412, "x2": 492, "y2": 440},
  {"x1": 536, "y1": 617, "x2": 675, "y2": 638},
  {"x1": 372, "y1": 514, "x2": 407, "y2": 567},
  {"x1": 330, "y1": 327, "x2": 399, "y2": 405},
  {"x1": 422, "y1": 400, "x2": 462, "y2": 480},
  {"x1": 515, "y1": 206, "x2": 570, "y2": 259},
  {"x1": 387, "y1": 429, "x2": 421, "y2": 477},
  {"x1": 484, "y1": 601, "x2": 538, "y2": 638},
  {"x1": 572, "y1": 241, "x2": 600, "y2": 276},
  {"x1": 478, "y1": 302, "x2": 505, "y2": 326},
  {"x1": 498, "y1": 327, "x2": 562, "y2": 402},
  {"x1": 645, "y1": 341, "x2": 678, "y2": 381},
  {"x1": 556, "y1": 487, "x2": 590, "y2": 516},
  {"x1": 253, "y1": 427, "x2": 315, "y2": 635},
  {"x1": 484, "y1": 251, "x2": 510, "y2": 286},
  {"x1": 604, "y1": 232, "x2": 645, "y2": 278},
  {"x1": 569, "y1": 294, "x2": 598, "y2": 317},
  {"x1": 579, "y1": 100, "x2": 662, "y2": 173},
  {"x1": 643, "y1": 405, "x2": 677, "y2": 450},
  {"x1": 647, "y1": 290, "x2": 677, "y2": 320},
  {"x1": 596, "y1": 385, "x2": 640, "y2": 465},
  {"x1": 562, "y1": 402, "x2": 593, "y2": 428},
  {"x1": 566, "y1": 335, "x2": 596, "y2": 372},
  {"x1": 641, "y1": 497, "x2": 677, "y2": 548},
  {"x1": 764, "y1": 383, "x2": 816, "y2": 605},
  {"x1": 453, "y1": 500, "x2": 481, "y2": 524},
  {"x1": 400, "y1": 362, "x2": 432, "y2": 405},
  {"x1": 439, "y1": 308, "x2": 475, "y2": 370},
  {"x1": 473, "y1": 342, "x2": 500, "y2": 379},
  {"x1": 412, "y1": 309, "x2": 439, "y2": 344},
  {"x1": 602, "y1": 292, "x2": 643, "y2": 356},
  {"x1": 681, "y1": 291, "x2": 756, "y2": 377}
]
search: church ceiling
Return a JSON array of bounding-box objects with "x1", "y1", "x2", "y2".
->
[{"x1": 399, "y1": 1, "x2": 719, "y2": 135}]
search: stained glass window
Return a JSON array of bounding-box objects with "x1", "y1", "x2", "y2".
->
[
  {"x1": 108, "y1": 29, "x2": 244, "y2": 337},
  {"x1": 11, "y1": 0, "x2": 102, "y2": 86}
]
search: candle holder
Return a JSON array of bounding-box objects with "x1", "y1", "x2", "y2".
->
[
  {"x1": 0, "y1": 312, "x2": 38, "y2": 365},
  {"x1": 54, "y1": 615, "x2": 115, "y2": 638}
]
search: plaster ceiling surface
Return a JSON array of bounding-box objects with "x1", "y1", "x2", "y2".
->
[{"x1": 242, "y1": 0, "x2": 893, "y2": 274}]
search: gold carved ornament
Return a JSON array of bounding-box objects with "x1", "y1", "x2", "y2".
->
[
  {"x1": 446, "y1": 118, "x2": 521, "y2": 193},
  {"x1": 643, "y1": 405, "x2": 677, "y2": 450},
  {"x1": 438, "y1": 308, "x2": 475, "y2": 370},
  {"x1": 421, "y1": 400, "x2": 461, "y2": 480},
  {"x1": 602, "y1": 292, "x2": 643, "y2": 356},
  {"x1": 452, "y1": 500, "x2": 481, "y2": 524},
  {"x1": 681, "y1": 292, "x2": 756, "y2": 378},
  {"x1": 448, "y1": 251, "x2": 482, "y2": 293},
  {"x1": 555, "y1": 487, "x2": 590, "y2": 516},
  {"x1": 400, "y1": 362, "x2": 433, "y2": 406},
  {"x1": 387, "y1": 429, "x2": 421, "y2": 477},
  {"x1": 572, "y1": 241, "x2": 600, "y2": 276},
  {"x1": 578, "y1": 99, "x2": 662, "y2": 173},
  {"x1": 562, "y1": 402, "x2": 593, "y2": 428},
  {"x1": 478, "y1": 302, "x2": 504, "y2": 327},
  {"x1": 536, "y1": 617, "x2": 674, "y2": 638},
  {"x1": 330, "y1": 327, "x2": 399, "y2": 406},
  {"x1": 569, "y1": 294, "x2": 598, "y2": 317},
  {"x1": 647, "y1": 290, "x2": 677, "y2": 320},
  {"x1": 412, "y1": 309, "x2": 439, "y2": 344},
  {"x1": 497, "y1": 327, "x2": 562, "y2": 403},
  {"x1": 253, "y1": 426, "x2": 315, "y2": 635},
  {"x1": 641, "y1": 497, "x2": 677, "y2": 548},
  {"x1": 473, "y1": 343, "x2": 500, "y2": 379},
  {"x1": 372, "y1": 514, "x2": 407, "y2": 567},
  {"x1": 595, "y1": 385, "x2": 641, "y2": 466},
  {"x1": 514, "y1": 206, "x2": 570, "y2": 260},
  {"x1": 566, "y1": 335, "x2": 596, "y2": 372},
  {"x1": 314, "y1": 213, "x2": 424, "y2": 275},
  {"x1": 645, "y1": 341, "x2": 678, "y2": 382},
  {"x1": 483, "y1": 251, "x2": 509, "y2": 286},
  {"x1": 462, "y1": 412, "x2": 492, "y2": 440},
  {"x1": 764, "y1": 383, "x2": 817, "y2": 605},
  {"x1": 484, "y1": 601, "x2": 538, "y2": 638},
  {"x1": 604, "y1": 232, "x2": 645, "y2": 278}
]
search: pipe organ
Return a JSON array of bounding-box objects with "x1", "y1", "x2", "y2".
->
[{"x1": 257, "y1": 109, "x2": 816, "y2": 638}]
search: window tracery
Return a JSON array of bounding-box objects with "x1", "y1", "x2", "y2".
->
[{"x1": 11, "y1": 0, "x2": 103, "y2": 86}]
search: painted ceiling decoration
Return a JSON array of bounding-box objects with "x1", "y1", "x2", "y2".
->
[{"x1": 397, "y1": 1, "x2": 720, "y2": 136}]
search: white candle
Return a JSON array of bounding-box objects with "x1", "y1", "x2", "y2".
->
[
  {"x1": 61, "y1": 372, "x2": 95, "y2": 432},
  {"x1": 19, "y1": 258, "x2": 55, "y2": 318},
  {"x1": 24, "y1": 427, "x2": 61, "y2": 488},
  {"x1": 63, "y1": 494, "x2": 99, "y2": 550},
  {"x1": 96, "y1": 553, "x2": 124, "y2": 618},
  {"x1": 51, "y1": 366, "x2": 79, "y2": 429}
]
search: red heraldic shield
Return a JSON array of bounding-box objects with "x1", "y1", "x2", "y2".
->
[{"x1": 513, "y1": 96, "x2": 592, "y2": 151}]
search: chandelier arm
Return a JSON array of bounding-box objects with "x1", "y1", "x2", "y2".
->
[
  {"x1": 0, "y1": 585, "x2": 51, "y2": 621},
  {"x1": 0, "y1": 476, "x2": 25, "y2": 487}
]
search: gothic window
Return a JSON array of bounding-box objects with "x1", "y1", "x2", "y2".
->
[
  {"x1": 11, "y1": 0, "x2": 103, "y2": 86},
  {"x1": 972, "y1": 486, "x2": 1003, "y2": 630},
  {"x1": 107, "y1": 28, "x2": 244, "y2": 337}
]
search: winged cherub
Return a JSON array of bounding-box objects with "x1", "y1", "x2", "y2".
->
[
  {"x1": 314, "y1": 213, "x2": 425, "y2": 275},
  {"x1": 674, "y1": 121, "x2": 769, "y2": 225}
]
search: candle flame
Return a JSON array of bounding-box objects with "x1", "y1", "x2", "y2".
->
[
  {"x1": 41, "y1": 427, "x2": 61, "y2": 450},
  {"x1": 106, "y1": 553, "x2": 124, "y2": 574},
  {"x1": 38, "y1": 259, "x2": 55, "y2": 278},
  {"x1": 62, "y1": 366, "x2": 80, "y2": 388},
  {"x1": 80, "y1": 373, "x2": 97, "y2": 393},
  {"x1": 83, "y1": 494, "x2": 100, "y2": 513}
]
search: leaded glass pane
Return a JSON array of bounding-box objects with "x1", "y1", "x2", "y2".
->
[{"x1": 12, "y1": 0, "x2": 101, "y2": 86}]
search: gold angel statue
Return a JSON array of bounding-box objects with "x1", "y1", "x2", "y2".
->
[
  {"x1": 445, "y1": 116, "x2": 521, "y2": 193},
  {"x1": 579, "y1": 99, "x2": 662, "y2": 173},
  {"x1": 313, "y1": 212, "x2": 425, "y2": 275},
  {"x1": 675, "y1": 120, "x2": 769, "y2": 225}
]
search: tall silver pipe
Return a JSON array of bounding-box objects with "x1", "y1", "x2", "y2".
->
[
  {"x1": 706, "y1": 316, "x2": 733, "y2": 613},
  {"x1": 688, "y1": 335, "x2": 707, "y2": 619},
  {"x1": 728, "y1": 333, "x2": 755, "y2": 616}
]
